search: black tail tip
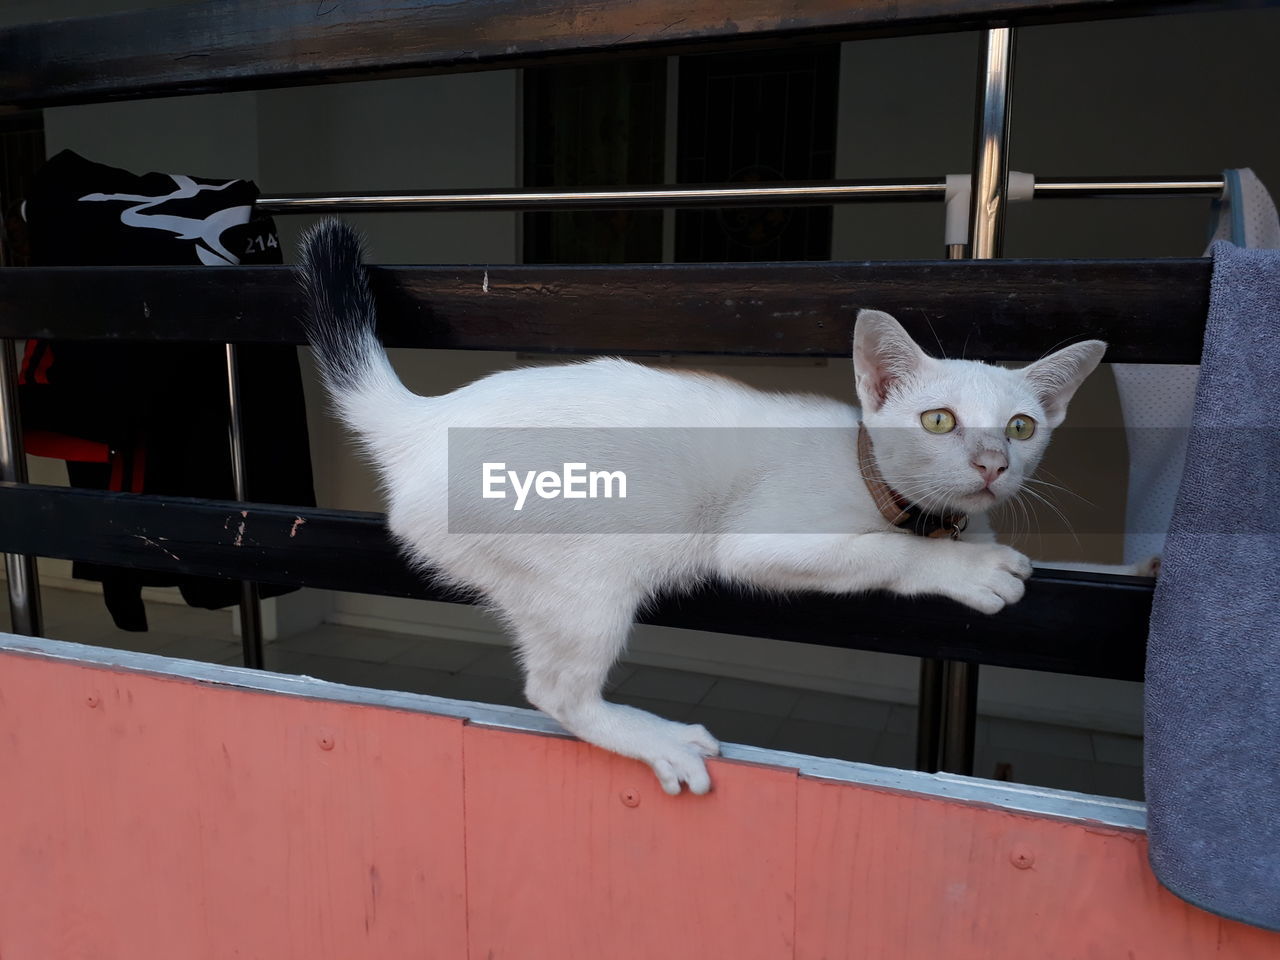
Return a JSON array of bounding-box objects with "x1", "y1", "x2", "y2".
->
[
  {"x1": 296, "y1": 217, "x2": 377, "y2": 357},
  {"x1": 297, "y1": 216, "x2": 368, "y2": 276}
]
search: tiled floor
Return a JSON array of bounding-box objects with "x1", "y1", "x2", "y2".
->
[{"x1": 4, "y1": 586, "x2": 1144, "y2": 800}]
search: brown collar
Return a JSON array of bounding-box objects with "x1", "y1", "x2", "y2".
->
[{"x1": 857, "y1": 424, "x2": 967, "y2": 540}]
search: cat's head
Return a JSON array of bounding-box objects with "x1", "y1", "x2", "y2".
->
[{"x1": 852, "y1": 309, "x2": 1105, "y2": 516}]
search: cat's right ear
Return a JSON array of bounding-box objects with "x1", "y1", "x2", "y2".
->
[{"x1": 853, "y1": 309, "x2": 928, "y2": 411}]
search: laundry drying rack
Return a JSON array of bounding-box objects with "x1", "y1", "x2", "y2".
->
[{"x1": 0, "y1": 0, "x2": 1262, "y2": 777}]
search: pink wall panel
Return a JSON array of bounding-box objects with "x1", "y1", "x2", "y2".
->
[
  {"x1": 795, "y1": 777, "x2": 1279, "y2": 960},
  {"x1": 2, "y1": 648, "x2": 1279, "y2": 960},
  {"x1": 0, "y1": 653, "x2": 469, "y2": 960},
  {"x1": 461, "y1": 727, "x2": 799, "y2": 960}
]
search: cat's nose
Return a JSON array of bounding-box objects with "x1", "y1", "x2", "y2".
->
[{"x1": 971, "y1": 451, "x2": 1008, "y2": 486}]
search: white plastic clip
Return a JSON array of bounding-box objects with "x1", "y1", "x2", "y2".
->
[{"x1": 943, "y1": 172, "x2": 1036, "y2": 247}]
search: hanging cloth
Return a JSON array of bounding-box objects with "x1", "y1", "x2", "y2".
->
[
  {"x1": 18, "y1": 149, "x2": 316, "y2": 631},
  {"x1": 1113, "y1": 168, "x2": 1280, "y2": 564}
]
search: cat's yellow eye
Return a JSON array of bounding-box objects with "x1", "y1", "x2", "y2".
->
[
  {"x1": 1006, "y1": 414, "x2": 1037, "y2": 440},
  {"x1": 920, "y1": 409, "x2": 957, "y2": 434}
]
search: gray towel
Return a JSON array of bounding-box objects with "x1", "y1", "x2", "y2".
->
[{"x1": 1145, "y1": 240, "x2": 1280, "y2": 932}]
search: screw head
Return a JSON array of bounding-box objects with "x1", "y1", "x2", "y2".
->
[
  {"x1": 85, "y1": 695, "x2": 100, "y2": 708},
  {"x1": 620, "y1": 788, "x2": 641, "y2": 808},
  {"x1": 1010, "y1": 847, "x2": 1035, "y2": 870},
  {"x1": 318, "y1": 734, "x2": 335, "y2": 751}
]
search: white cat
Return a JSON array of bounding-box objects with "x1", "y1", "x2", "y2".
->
[{"x1": 297, "y1": 219, "x2": 1110, "y2": 796}]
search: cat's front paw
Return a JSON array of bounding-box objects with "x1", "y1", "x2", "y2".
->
[{"x1": 942, "y1": 543, "x2": 1032, "y2": 614}]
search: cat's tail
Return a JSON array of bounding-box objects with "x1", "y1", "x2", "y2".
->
[{"x1": 296, "y1": 218, "x2": 417, "y2": 453}]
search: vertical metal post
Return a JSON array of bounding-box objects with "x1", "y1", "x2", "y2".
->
[
  {"x1": 916, "y1": 236, "x2": 979, "y2": 772},
  {"x1": 915, "y1": 658, "x2": 944, "y2": 772},
  {"x1": 0, "y1": 215, "x2": 44, "y2": 638},
  {"x1": 0, "y1": 340, "x2": 43, "y2": 637},
  {"x1": 225, "y1": 344, "x2": 264, "y2": 668},
  {"x1": 933, "y1": 25, "x2": 1015, "y2": 776},
  {"x1": 969, "y1": 27, "x2": 1016, "y2": 260},
  {"x1": 941, "y1": 660, "x2": 979, "y2": 774}
]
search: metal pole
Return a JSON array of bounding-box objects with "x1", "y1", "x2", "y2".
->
[
  {"x1": 941, "y1": 659, "x2": 980, "y2": 774},
  {"x1": 915, "y1": 231, "x2": 978, "y2": 772},
  {"x1": 0, "y1": 340, "x2": 43, "y2": 637},
  {"x1": 931, "y1": 25, "x2": 1017, "y2": 777},
  {"x1": 969, "y1": 27, "x2": 1016, "y2": 260},
  {"x1": 253, "y1": 177, "x2": 1223, "y2": 215},
  {"x1": 915, "y1": 658, "x2": 944, "y2": 772},
  {"x1": 225, "y1": 344, "x2": 264, "y2": 668},
  {"x1": 1033, "y1": 177, "x2": 1224, "y2": 198},
  {"x1": 0, "y1": 212, "x2": 44, "y2": 638},
  {"x1": 257, "y1": 181, "x2": 947, "y2": 213}
]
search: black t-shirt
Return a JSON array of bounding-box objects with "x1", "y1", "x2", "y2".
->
[{"x1": 18, "y1": 149, "x2": 316, "y2": 630}]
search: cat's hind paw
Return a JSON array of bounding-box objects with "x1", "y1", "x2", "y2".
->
[
  {"x1": 1132, "y1": 555, "x2": 1162, "y2": 578},
  {"x1": 676, "y1": 722, "x2": 721, "y2": 759},
  {"x1": 651, "y1": 749, "x2": 711, "y2": 796},
  {"x1": 646, "y1": 722, "x2": 719, "y2": 794},
  {"x1": 585, "y1": 702, "x2": 719, "y2": 795},
  {"x1": 631, "y1": 715, "x2": 720, "y2": 793},
  {"x1": 651, "y1": 718, "x2": 720, "y2": 758}
]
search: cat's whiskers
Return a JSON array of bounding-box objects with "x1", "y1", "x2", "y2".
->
[
  {"x1": 892, "y1": 476, "x2": 951, "y2": 506},
  {"x1": 1025, "y1": 474, "x2": 1094, "y2": 508},
  {"x1": 922, "y1": 313, "x2": 949, "y2": 360},
  {"x1": 1020, "y1": 484, "x2": 1081, "y2": 547},
  {"x1": 899, "y1": 479, "x2": 958, "y2": 522},
  {"x1": 991, "y1": 496, "x2": 1018, "y2": 540},
  {"x1": 1011, "y1": 489, "x2": 1036, "y2": 544},
  {"x1": 862, "y1": 469, "x2": 958, "y2": 520}
]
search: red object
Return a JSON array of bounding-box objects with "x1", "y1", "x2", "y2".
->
[
  {"x1": 19, "y1": 340, "x2": 53, "y2": 385},
  {"x1": 23, "y1": 429, "x2": 110, "y2": 463}
]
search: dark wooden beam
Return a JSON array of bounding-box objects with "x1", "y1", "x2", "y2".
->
[
  {"x1": 0, "y1": 482, "x2": 1148, "y2": 680},
  {"x1": 0, "y1": 0, "x2": 1262, "y2": 108},
  {"x1": 0, "y1": 259, "x2": 1209, "y2": 363}
]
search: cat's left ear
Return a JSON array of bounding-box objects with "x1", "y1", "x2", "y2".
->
[
  {"x1": 1021, "y1": 340, "x2": 1107, "y2": 427},
  {"x1": 853, "y1": 309, "x2": 930, "y2": 412}
]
